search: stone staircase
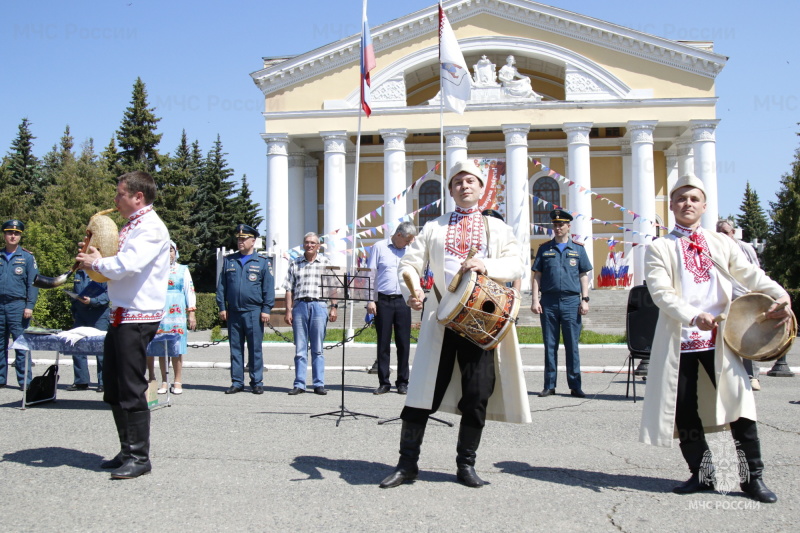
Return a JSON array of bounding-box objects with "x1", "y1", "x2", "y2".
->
[{"x1": 514, "y1": 287, "x2": 630, "y2": 335}]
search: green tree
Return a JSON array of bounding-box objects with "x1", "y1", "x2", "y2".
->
[
  {"x1": 100, "y1": 136, "x2": 121, "y2": 175},
  {"x1": 735, "y1": 181, "x2": 769, "y2": 242},
  {"x1": 230, "y1": 174, "x2": 264, "y2": 230},
  {"x1": 762, "y1": 137, "x2": 800, "y2": 288},
  {"x1": 116, "y1": 77, "x2": 162, "y2": 172},
  {"x1": 1, "y1": 117, "x2": 43, "y2": 215},
  {"x1": 188, "y1": 135, "x2": 237, "y2": 292},
  {"x1": 156, "y1": 130, "x2": 199, "y2": 262}
]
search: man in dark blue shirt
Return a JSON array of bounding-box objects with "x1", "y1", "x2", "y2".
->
[
  {"x1": 216, "y1": 225, "x2": 275, "y2": 395},
  {"x1": 531, "y1": 209, "x2": 592, "y2": 398},
  {"x1": 67, "y1": 269, "x2": 110, "y2": 392},
  {"x1": 0, "y1": 219, "x2": 38, "y2": 389}
]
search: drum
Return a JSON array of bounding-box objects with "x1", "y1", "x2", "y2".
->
[
  {"x1": 437, "y1": 271, "x2": 520, "y2": 350},
  {"x1": 723, "y1": 293, "x2": 797, "y2": 362}
]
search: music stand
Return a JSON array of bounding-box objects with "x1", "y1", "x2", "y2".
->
[{"x1": 310, "y1": 267, "x2": 379, "y2": 425}]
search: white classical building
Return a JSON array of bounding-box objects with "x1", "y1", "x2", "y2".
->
[{"x1": 250, "y1": 0, "x2": 726, "y2": 291}]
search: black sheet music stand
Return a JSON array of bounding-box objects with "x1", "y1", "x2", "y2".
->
[{"x1": 310, "y1": 267, "x2": 379, "y2": 425}]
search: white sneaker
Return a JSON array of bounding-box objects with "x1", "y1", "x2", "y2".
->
[{"x1": 750, "y1": 378, "x2": 761, "y2": 391}]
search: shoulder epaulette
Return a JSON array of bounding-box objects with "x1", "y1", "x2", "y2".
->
[
  {"x1": 571, "y1": 240, "x2": 585, "y2": 247},
  {"x1": 21, "y1": 247, "x2": 34, "y2": 254}
]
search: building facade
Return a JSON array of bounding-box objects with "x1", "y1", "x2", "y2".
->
[{"x1": 251, "y1": 0, "x2": 726, "y2": 290}]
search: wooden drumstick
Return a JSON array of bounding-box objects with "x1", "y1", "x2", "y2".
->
[
  {"x1": 448, "y1": 247, "x2": 478, "y2": 293},
  {"x1": 402, "y1": 271, "x2": 418, "y2": 296},
  {"x1": 756, "y1": 301, "x2": 788, "y2": 324},
  {"x1": 713, "y1": 313, "x2": 726, "y2": 324}
]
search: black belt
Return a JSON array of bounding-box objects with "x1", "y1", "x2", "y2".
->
[
  {"x1": 296, "y1": 297, "x2": 321, "y2": 302},
  {"x1": 378, "y1": 293, "x2": 403, "y2": 300}
]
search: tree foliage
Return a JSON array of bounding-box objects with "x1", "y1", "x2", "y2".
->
[
  {"x1": 1, "y1": 117, "x2": 44, "y2": 215},
  {"x1": 116, "y1": 77, "x2": 162, "y2": 172},
  {"x1": 735, "y1": 181, "x2": 769, "y2": 242},
  {"x1": 762, "y1": 136, "x2": 800, "y2": 288}
]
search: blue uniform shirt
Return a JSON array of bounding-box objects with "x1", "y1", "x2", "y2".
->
[
  {"x1": 216, "y1": 252, "x2": 275, "y2": 313},
  {"x1": 532, "y1": 239, "x2": 592, "y2": 296},
  {"x1": 70, "y1": 269, "x2": 110, "y2": 328},
  {"x1": 0, "y1": 247, "x2": 39, "y2": 308}
]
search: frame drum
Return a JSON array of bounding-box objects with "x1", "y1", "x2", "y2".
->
[{"x1": 723, "y1": 293, "x2": 797, "y2": 362}]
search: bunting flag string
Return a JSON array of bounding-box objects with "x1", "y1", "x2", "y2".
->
[
  {"x1": 530, "y1": 158, "x2": 670, "y2": 232},
  {"x1": 529, "y1": 223, "x2": 652, "y2": 248},
  {"x1": 528, "y1": 192, "x2": 659, "y2": 240}
]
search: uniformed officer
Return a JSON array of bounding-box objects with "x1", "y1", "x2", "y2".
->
[
  {"x1": 67, "y1": 269, "x2": 110, "y2": 392},
  {"x1": 530, "y1": 209, "x2": 592, "y2": 398},
  {"x1": 0, "y1": 219, "x2": 39, "y2": 388},
  {"x1": 216, "y1": 224, "x2": 275, "y2": 395}
]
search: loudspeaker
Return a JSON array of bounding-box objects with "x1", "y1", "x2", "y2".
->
[{"x1": 626, "y1": 284, "x2": 659, "y2": 356}]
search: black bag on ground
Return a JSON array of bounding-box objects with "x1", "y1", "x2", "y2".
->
[{"x1": 26, "y1": 364, "x2": 59, "y2": 404}]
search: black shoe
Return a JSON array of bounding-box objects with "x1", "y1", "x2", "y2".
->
[
  {"x1": 570, "y1": 389, "x2": 586, "y2": 398},
  {"x1": 111, "y1": 410, "x2": 152, "y2": 480},
  {"x1": 397, "y1": 384, "x2": 408, "y2": 395},
  {"x1": 368, "y1": 361, "x2": 379, "y2": 374},
  {"x1": 67, "y1": 384, "x2": 89, "y2": 391},
  {"x1": 538, "y1": 388, "x2": 555, "y2": 397},
  {"x1": 673, "y1": 472, "x2": 714, "y2": 494},
  {"x1": 374, "y1": 385, "x2": 391, "y2": 395},
  {"x1": 457, "y1": 464, "x2": 485, "y2": 488},
  {"x1": 225, "y1": 385, "x2": 244, "y2": 394},
  {"x1": 96, "y1": 386, "x2": 104, "y2": 393},
  {"x1": 0, "y1": 383, "x2": 7, "y2": 388},
  {"x1": 741, "y1": 478, "x2": 777, "y2": 503},
  {"x1": 252, "y1": 385, "x2": 264, "y2": 395},
  {"x1": 380, "y1": 468, "x2": 418, "y2": 489},
  {"x1": 288, "y1": 387, "x2": 305, "y2": 395},
  {"x1": 101, "y1": 454, "x2": 125, "y2": 469},
  {"x1": 314, "y1": 387, "x2": 327, "y2": 396}
]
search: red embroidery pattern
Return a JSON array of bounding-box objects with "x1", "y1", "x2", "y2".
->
[
  {"x1": 681, "y1": 329, "x2": 716, "y2": 351},
  {"x1": 445, "y1": 209, "x2": 484, "y2": 259},
  {"x1": 679, "y1": 232, "x2": 713, "y2": 283},
  {"x1": 117, "y1": 205, "x2": 153, "y2": 252}
]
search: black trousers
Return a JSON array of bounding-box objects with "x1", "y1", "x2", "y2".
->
[
  {"x1": 103, "y1": 321, "x2": 159, "y2": 412},
  {"x1": 676, "y1": 349, "x2": 757, "y2": 445},
  {"x1": 401, "y1": 328, "x2": 496, "y2": 429},
  {"x1": 375, "y1": 294, "x2": 411, "y2": 387}
]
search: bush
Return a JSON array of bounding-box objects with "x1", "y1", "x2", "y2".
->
[
  {"x1": 32, "y1": 288, "x2": 73, "y2": 330},
  {"x1": 195, "y1": 292, "x2": 220, "y2": 330}
]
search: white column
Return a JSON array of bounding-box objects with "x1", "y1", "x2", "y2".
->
[
  {"x1": 321, "y1": 130, "x2": 348, "y2": 267},
  {"x1": 303, "y1": 161, "x2": 318, "y2": 235},
  {"x1": 677, "y1": 139, "x2": 694, "y2": 177},
  {"x1": 444, "y1": 126, "x2": 470, "y2": 213},
  {"x1": 664, "y1": 148, "x2": 679, "y2": 229},
  {"x1": 503, "y1": 123, "x2": 531, "y2": 290},
  {"x1": 628, "y1": 120, "x2": 658, "y2": 286},
  {"x1": 621, "y1": 140, "x2": 633, "y2": 267},
  {"x1": 288, "y1": 153, "x2": 307, "y2": 251},
  {"x1": 380, "y1": 128, "x2": 408, "y2": 233},
  {"x1": 691, "y1": 119, "x2": 721, "y2": 230},
  {"x1": 562, "y1": 122, "x2": 594, "y2": 275},
  {"x1": 265, "y1": 133, "x2": 289, "y2": 284}
]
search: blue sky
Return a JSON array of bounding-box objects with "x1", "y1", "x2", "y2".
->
[{"x1": 2, "y1": 0, "x2": 798, "y2": 230}]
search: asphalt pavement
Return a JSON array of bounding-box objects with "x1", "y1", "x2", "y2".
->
[{"x1": 1, "y1": 333, "x2": 799, "y2": 532}]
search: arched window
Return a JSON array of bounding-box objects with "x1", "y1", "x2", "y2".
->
[
  {"x1": 418, "y1": 180, "x2": 442, "y2": 227},
  {"x1": 531, "y1": 176, "x2": 560, "y2": 226}
]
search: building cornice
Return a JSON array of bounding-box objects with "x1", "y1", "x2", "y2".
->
[{"x1": 250, "y1": 0, "x2": 727, "y2": 95}]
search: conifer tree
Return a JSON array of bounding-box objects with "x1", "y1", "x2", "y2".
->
[
  {"x1": 157, "y1": 130, "x2": 199, "y2": 262},
  {"x1": 100, "y1": 136, "x2": 121, "y2": 175},
  {"x1": 762, "y1": 135, "x2": 800, "y2": 288},
  {"x1": 2, "y1": 117, "x2": 43, "y2": 215},
  {"x1": 188, "y1": 135, "x2": 237, "y2": 291},
  {"x1": 735, "y1": 181, "x2": 769, "y2": 242},
  {"x1": 230, "y1": 174, "x2": 264, "y2": 230},
  {"x1": 116, "y1": 77, "x2": 162, "y2": 172}
]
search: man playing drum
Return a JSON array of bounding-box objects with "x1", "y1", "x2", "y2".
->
[
  {"x1": 380, "y1": 159, "x2": 530, "y2": 489},
  {"x1": 641, "y1": 173, "x2": 791, "y2": 503}
]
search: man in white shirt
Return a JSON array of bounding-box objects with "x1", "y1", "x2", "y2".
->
[{"x1": 77, "y1": 170, "x2": 170, "y2": 480}]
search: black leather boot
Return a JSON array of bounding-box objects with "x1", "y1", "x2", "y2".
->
[
  {"x1": 111, "y1": 410, "x2": 152, "y2": 479},
  {"x1": 379, "y1": 420, "x2": 426, "y2": 488},
  {"x1": 456, "y1": 424, "x2": 485, "y2": 488},
  {"x1": 673, "y1": 440, "x2": 714, "y2": 494},
  {"x1": 737, "y1": 439, "x2": 777, "y2": 503},
  {"x1": 101, "y1": 405, "x2": 128, "y2": 469}
]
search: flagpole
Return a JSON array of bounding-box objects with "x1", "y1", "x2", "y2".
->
[{"x1": 438, "y1": 1, "x2": 445, "y2": 216}]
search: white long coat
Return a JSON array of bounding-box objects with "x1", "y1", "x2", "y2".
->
[
  {"x1": 398, "y1": 213, "x2": 531, "y2": 424},
  {"x1": 640, "y1": 229, "x2": 786, "y2": 447}
]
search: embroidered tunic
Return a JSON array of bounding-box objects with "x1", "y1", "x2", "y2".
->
[{"x1": 443, "y1": 205, "x2": 486, "y2": 287}]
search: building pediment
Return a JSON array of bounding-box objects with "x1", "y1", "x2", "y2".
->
[{"x1": 251, "y1": 0, "x2": 727, "y2": 96}]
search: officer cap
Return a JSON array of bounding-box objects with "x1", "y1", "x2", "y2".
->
[
  {"x1": 482, "y1": 209, "x2": 504, "y2": 222},
  {"x1": 2, "y1": 219, "x2": 25, "y2": 232},
  {"x1": 235, "y1": 224, "x2": 259, "y2": 239},
  {"x1": 669, "y1": 173, "x2": 706, "y2": 200},
  {"x1": 448, "y1": 159, "x2": 485, "y2": 188},
  {"x1": 549, "y1": 209, "x2": 573, "y2": 223}
]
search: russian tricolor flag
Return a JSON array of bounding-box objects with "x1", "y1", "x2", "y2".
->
[{"x1": 360, "y1": 0, "x2": 376, "y2": 116}]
